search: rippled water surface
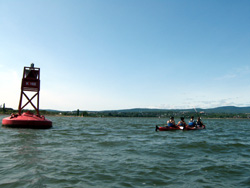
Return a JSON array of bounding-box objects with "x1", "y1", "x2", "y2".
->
[{"x1": 0, "y1": 116, "x2": 250, "y2": 187}]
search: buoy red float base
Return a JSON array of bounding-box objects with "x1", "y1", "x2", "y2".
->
[{"x1": 2, "y1": 111, "x2": 52, "y2": 129}]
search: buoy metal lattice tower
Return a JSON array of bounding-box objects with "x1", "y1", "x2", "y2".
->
[{"x1": 18, "y1": 63, "x2": 40, "y2": 115}]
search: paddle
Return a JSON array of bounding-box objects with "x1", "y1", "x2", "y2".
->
[
  {"x1": 192, "y1": 106, "x2": 200, "y2": 129},
  {"x1": 193, "y1": 106, "x2": 206, "y2": 129},
  {"x1": 193, "y1": 106, "x2": 200, "y2": 118}
]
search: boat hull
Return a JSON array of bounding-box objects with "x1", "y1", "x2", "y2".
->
[
  {"x1": 155, "y1": 125, "x2": 183, "y2": 131},
  {"x1": 184, "y1": 125, "x2": 206, "y2": 130},
  {"x1": 155, "y1": 125, "x2": 205, "y2": 131}
]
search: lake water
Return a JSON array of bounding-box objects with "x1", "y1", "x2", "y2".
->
[{"x1": 0, "y1": 115, "x2": 250, "y2": 187}]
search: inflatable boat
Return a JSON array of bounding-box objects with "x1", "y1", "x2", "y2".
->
[{"x1": 155, "y1": 124, "x2": 205, "y2": 131}]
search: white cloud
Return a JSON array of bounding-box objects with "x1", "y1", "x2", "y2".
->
[
  {"x1": 149, "y1": 95, "x2": 250, "y2": 110},
  {"x1": 235, "y1": 66, "x2": 250, "y2": 75},
  {"x1": 215, "y1": 74, "x2": 236, "y2": 80},
  {"x1": 215, "y1": 65, "x2": 250, "y2": 81}
]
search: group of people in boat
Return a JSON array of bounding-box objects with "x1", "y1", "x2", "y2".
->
[{"x1": 167, "y1": 116, "x2": 204, "y2": 128}]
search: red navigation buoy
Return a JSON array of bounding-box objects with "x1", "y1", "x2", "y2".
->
[{"x1": 2, "y1": 63, "x2": 52, "y2": 129}]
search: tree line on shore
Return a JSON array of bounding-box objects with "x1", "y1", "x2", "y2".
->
[{"x1": 1, "y1": 107, "x2": 250, "y2": 119}]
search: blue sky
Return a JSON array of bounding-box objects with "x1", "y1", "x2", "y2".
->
[{"x1": 0, "y1": 0, "x2": 250, "y2": 111}]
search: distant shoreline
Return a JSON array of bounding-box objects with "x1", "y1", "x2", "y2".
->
[
  {"x1": 1, "y1": 105, "x2": 250, "y2": 119},
  {"x1": 1, "y1": 113, "x2": 250, "y2": 120}
]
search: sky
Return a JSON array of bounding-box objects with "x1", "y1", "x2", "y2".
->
[{"x1": 0, "y1": 0, "x2": 250, "y2": 111}]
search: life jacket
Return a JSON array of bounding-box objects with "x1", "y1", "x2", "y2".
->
[
  {"x1": 167, "y1": 123, "x2": 174, "y2": 127},
  {"x1": 188, "y1": 121, "x2": 195, "y2": 127},
  {"x1": 197, "y1": 121, "x2": 203, "y2": 127},
  {"x1": 179, "y1": 122, "x2": 184, "y2": 126}
]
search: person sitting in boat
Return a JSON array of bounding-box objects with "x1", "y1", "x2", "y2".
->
[
  {"x1": 196, "y1": 117, "x2": 205, "y2": 128},
  {"x1": 177, "y1": 117, "x2": 187, "y2": 128},
  {"x1": 167, "y1": 117, "x2": 176, "y2": 127},
  {"x1": 188, "y1": 116, "x2": 196, "y2": 127}
]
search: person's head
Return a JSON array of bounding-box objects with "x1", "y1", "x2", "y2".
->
[
  {"x1": 170, "y1": 116, "x2": 174, "y2": 120},
  {"x1": 197, "y1": 117, "x2": 201, "y2": 121},
  {"x1": 181, "y1": 117, "x2": 184, "y2": 121},
  {"x1": 191, "y1": 116, "x2": 194, "y2": 119}
]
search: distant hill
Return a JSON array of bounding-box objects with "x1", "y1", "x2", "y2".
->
[
  {"x1": 98, "y1": 106, "x2": 250, "y2": 114},
  {"x1": 40, "y1": 106, "x2": 250, "y2": 114},
  {"x1": 203, "y1": 106, "x2": 250, "y2": 114},
  {"x1": 100, "y1": 108, "x2": 167, "y2": 113}
]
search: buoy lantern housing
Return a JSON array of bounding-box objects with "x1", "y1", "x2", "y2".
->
[{"x1": 2, "y1": 64, "x2": 52, "y2": 129}]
